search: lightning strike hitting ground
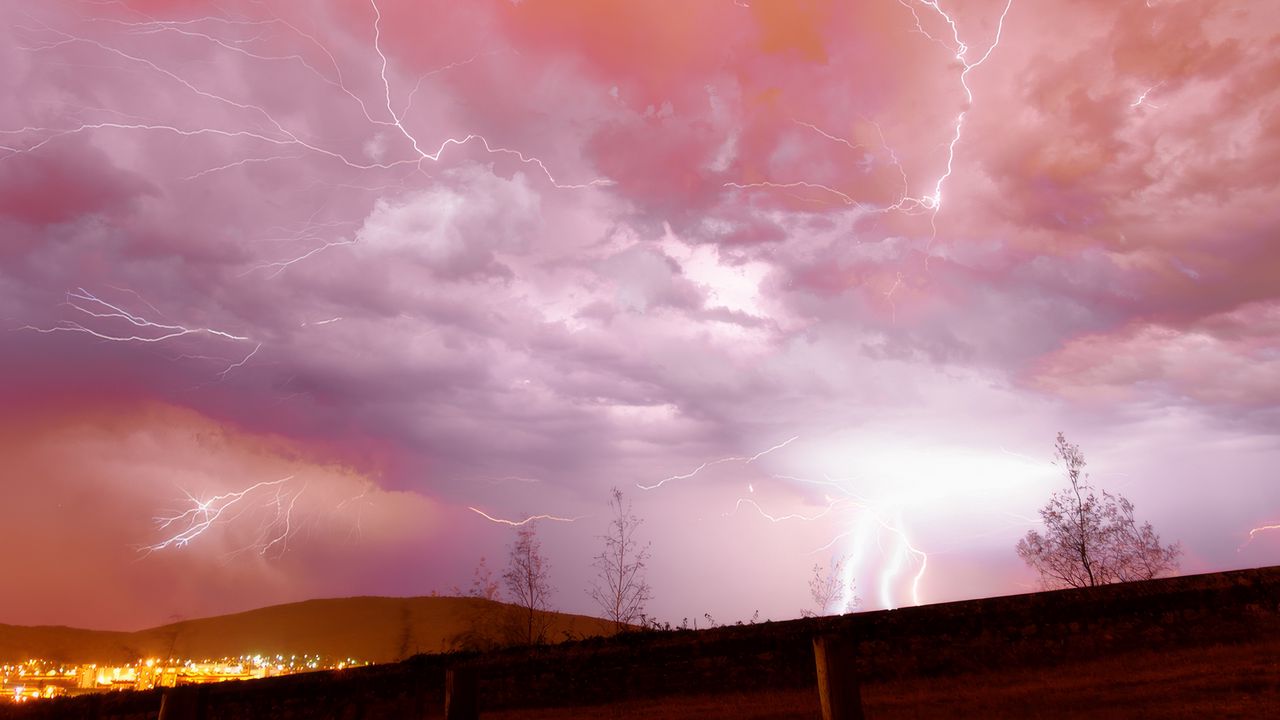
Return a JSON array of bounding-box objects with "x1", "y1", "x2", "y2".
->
[
  {"x1": 707, "y1": 461, "x2": 931, "y2": 609},
  {"x1": 639, "y1": 431, "x2": 928, "y2": 610}
]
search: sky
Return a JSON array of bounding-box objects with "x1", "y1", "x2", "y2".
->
[{"x1": 1, "y1": 0, "x2": 1278, "y2": 633}]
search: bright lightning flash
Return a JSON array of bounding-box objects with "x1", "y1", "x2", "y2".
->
[
  {"x1": 143, "y1": 476, "x2": 303, "y2": 557},
  {"x1": 641, "y1": 437, "x2": 930, "y2": 610},
  {"x1": 737, "y1": 476, "x2": 931, "y2": 609}
]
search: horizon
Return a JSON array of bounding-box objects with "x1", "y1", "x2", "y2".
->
[
  {"x1": 2, "y1": 0, "x2": 1277, "y2": 633},
  {"x1": 2, "y1": 594, "x2": 617, "y2": 635},
  {"x1": 11, "y1": 561, "x2": 1277, "y2": 636}
]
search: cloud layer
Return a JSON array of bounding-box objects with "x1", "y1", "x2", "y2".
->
[{"x1": 1, "y1": 0, "x2": 1277, "y2": 629}]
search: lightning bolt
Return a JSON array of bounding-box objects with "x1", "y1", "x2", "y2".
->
[
  {"x1": 883, "y1": 271, "x2": 905, "y2": 323},
  {"x1": 7, "y1": 0, "x2": 616, "y2": 389},
  {"x1": 240, "y1": 238, "x2": 358, "y2": 279},
  {"x1": 366, "y1": 0, "x2": 611, "y2": 190},
  {"x1": 723, "y1": 180, "x2": 863, "y2": 207},
  {"x1": 142, "y1": 475, "x2": 300, "y2": 556},
  {"x1": 483, "y1": 475, "x2": 543, "y2": 485},
  {"x1": 724, "y1": 0, "x2": 1014, "y2": 242},
  {"x1": 893, "y1": 0, "x2": 1014, "y2": 219},
  {"x1": 1238, "y1": 523, "x2": 1280, "y2": 551},
  {"x1": 467, "y1": 507, "x2": 584, "y2": 526},
  {"x1": 724, "y1": 495, "x2": 847, "y2": 523},
  {"x1": 636, "y1": 436, "x2": 800, "y2": 491},
  {"x1": 1130, "y1": 81, "x2": 1164, "y2": 109},
  {"x1": 257, "y1": 480, "x2": 307, "y2": 557},
  {"x1": 658, "y1": 449, "x2": 931, "y2": 609},
  {"x1": 4, "y1": 2, "x2": 609, "y2": 216},
  {"x1": 799, "y1": 482, "x2": 930, "y2": 609},
  {"x1": 19, "y1": 288, "x2": 261, "y2": 379},
  {"x1": 23, "y1": 288, "x2": 248, "y2": 343}
]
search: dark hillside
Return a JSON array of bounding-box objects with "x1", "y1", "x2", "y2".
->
[
  {"x1": 6, "y1": 565, "x2": 1280, "y2": 719},
  {"x1": 0, "y1": 596, "x2": 617, "y2": 664}
]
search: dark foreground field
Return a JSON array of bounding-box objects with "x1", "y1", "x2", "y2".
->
[
  {"x1": 5, "y1": 566, "x2": 1280, "y2": 718},
  {"x1": 486, "y1": 638, "x2": 1280, "y2": 719}
]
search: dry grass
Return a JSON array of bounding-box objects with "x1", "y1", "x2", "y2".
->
[{"x1": 482, "y1": 637, "x2": 1280, "y2": 719}]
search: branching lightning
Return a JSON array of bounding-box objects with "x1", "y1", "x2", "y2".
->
[
  {"x1": 24, "y1": 288, "x2": 247, "y2": 344},
  {"x1": 19, "y1": 288, "x2": 261, "y2": 379},
  {"x1": 144, "y1": 475, "x2": 381, "y2": 557},
  {"x1": 636, "y1": 436, "x2": 799, "y2": 491},
  {"x1": 3, "y1": 1, "x2": 609, "y2": 225},
  {"x1": 142, "y1": 475, "x2": 303, "y2": 557},
  {"x1": 643, "y1": 433, "x2": 932, "y2": 609},
  {"x1": 771, "y1": 474, "x2": 930, "y2": 609},
  {"x1": 7, "y1": 0, "x2": 612, "y2": 391},
  {"x1": 467, "y1": 507, "x2": 584, "y2": 526},
  {"x1": 239, "y1": 238, "x2": 358, "y2": 279},
  {"x1": 894, "y1": 0, "x2": 1013, "y2": 214}
]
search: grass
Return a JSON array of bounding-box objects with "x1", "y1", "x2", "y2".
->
[{"x1": 481, "y1": 637, "x2": 1280, "y2": 718}]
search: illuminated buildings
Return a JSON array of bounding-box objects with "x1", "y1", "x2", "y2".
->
[{"x1": 1, "y1": 655, "x2": 369, "y2": 704}]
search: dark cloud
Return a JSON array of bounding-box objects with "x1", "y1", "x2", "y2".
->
[{"x1": 1, "y1": 0, "x2": 1277, "y2": 628}]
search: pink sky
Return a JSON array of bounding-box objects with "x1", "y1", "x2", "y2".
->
[{"x1": 1, "y1": 0, "x2": 1278, "y2": 631}]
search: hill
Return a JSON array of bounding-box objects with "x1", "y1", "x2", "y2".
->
[
  {"x1": 0, "y1": 596, "x2": 617, "y2": 664},
  {"x1": 4, "y1": 566, "x2": 1280, "y2": 718}
]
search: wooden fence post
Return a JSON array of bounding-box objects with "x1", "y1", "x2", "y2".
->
[
  {"x1": 445, "y1": 667, "x2": 478, "y2": 720},
  {"x1": 813, "y1": 634, "x2": 864, "y2": 720}
]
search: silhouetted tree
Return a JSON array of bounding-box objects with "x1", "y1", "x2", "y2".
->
[
  {"x1": 589, "y1": 487, "x2": 653, "y2": 632},
  {"x1": 503, "y1": 522, "x2": 554, "y2": 644},
  {"x1": 802, "y1": 554, "x2": 859, "y2": 617},
  {"x1": 450, "y1": 556, "x2": 509, "y2": 650},
  {"x1": 460, "y1": 556, "x2": 501, "y2": 601},
  {"x1": 396, "y1": 606, "x2": 416, "y2": 660},
  {"x1": 1017, "y1": 432, "x2": 1181, "y2": 589},
  {"x1": 448, "y1": 557, "x2": 507, "y2": 652}
]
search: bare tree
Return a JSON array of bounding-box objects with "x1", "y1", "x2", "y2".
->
[
  {"x1": 458, "y1": 556, "x2": 501, "y2": 601},
  {"x1": 589, "y1": 487, "x2": 653, "y2": 632},
  {"x1": 503, "y1": 523, "x2": 554, "y2": 645},
  {"x1": 448, "y1": 557, "x2": 506, "y2": 651},
  {"x1": 1017, "y1": 432, "x2": 1181, "y2": 589},
  {"x1": 802, "y1": 554, "x2": 859, "y2": 617}
]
